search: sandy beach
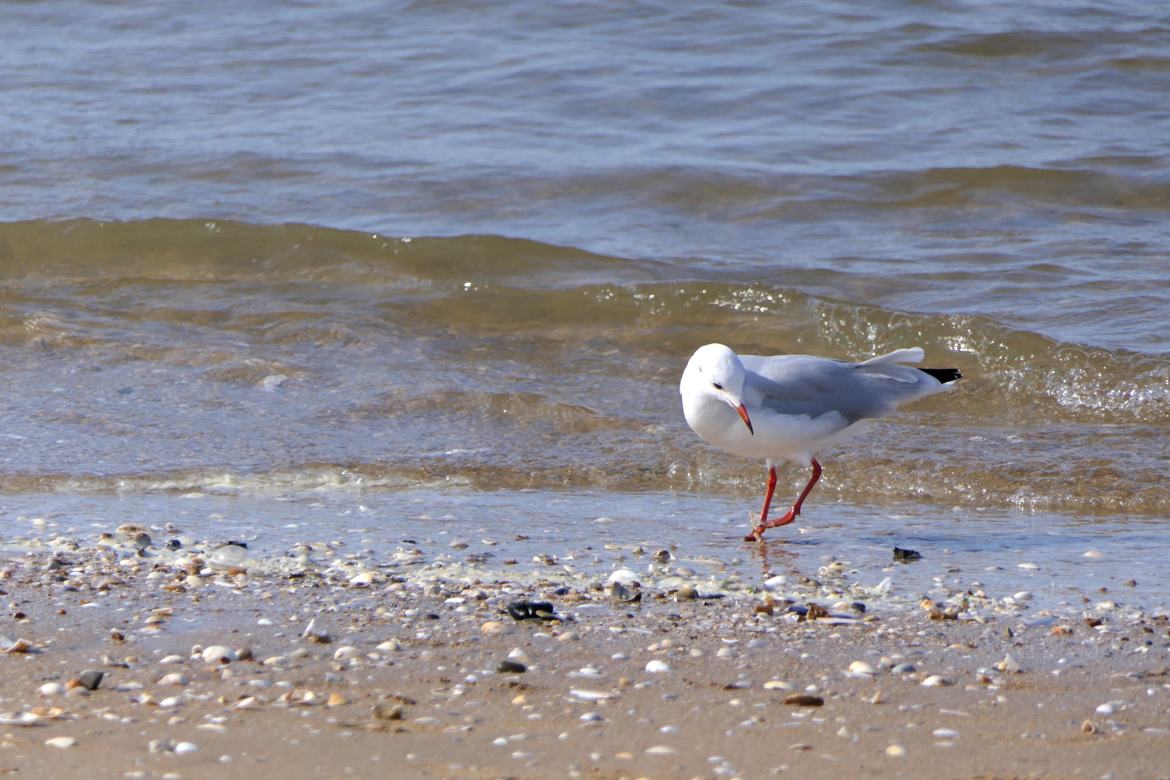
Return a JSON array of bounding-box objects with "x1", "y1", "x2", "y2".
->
[{"x1": 1, "y1": 525, "x2": 1167, "y2": 780}]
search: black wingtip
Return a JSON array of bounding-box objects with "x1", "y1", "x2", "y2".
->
[{"x1": 921, "y1": 367, "x2": 962, "y2": 384}]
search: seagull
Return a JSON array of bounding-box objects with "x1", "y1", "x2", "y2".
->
[{"x1": 680, "y1": 343, "x2": 961, "y2": 541}]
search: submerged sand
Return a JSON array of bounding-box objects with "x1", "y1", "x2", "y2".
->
[{"x1": 0, "y1": 527, "x2": 1168, "y2": 780}]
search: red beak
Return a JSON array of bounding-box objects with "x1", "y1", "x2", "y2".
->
[{"x1": 736, "y1": 403, "x2": 754, "y2": 435}]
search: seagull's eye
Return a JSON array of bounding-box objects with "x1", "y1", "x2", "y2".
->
[{"x1": 712, "y1": 382, "x2": 723, "y2": 390}]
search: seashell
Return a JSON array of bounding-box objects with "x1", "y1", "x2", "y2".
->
[{"x1": 0, "y1": 712, "x2": 39, "y2": 726}]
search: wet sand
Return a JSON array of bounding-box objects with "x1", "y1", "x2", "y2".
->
[{"x1": 1, "y1": 528, "x2": 1168, "y2": 780}]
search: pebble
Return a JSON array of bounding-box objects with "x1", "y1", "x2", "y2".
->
[
  {"x1": 645, "y1": 745, "x2": 677, "y2": 755},
  {"x1": 763, "y1": 680, "x2": 793, "y2": 691},
  {"x1": 645, "y1": 660, "x2": 671, "y2": 674},
  {"x1": 885, "y1": 744, "x2": 906, "y2": 757},
  {"x1": 208, "y1": 544, "x2": 248, "y2": 571},
  {"x1": 932, "y1": 728, "x2": 960, "y2": 739},
  {"x1": 481, "y1": 621, "x2": 506, "y2": 635},
  {"x1": 497, "y1": 660, "x2": 527, "y2": 674},
  {"x1": 78, "y1": 670, "x2": 104, "y2": 691},
  {"x1": 349, "y1": 570, "x2": 378, "y2": 586},
  {"x1": 847, "y1": 660, "x2": 875, "y2": 677},
  {"x1": 44, "y1": 736, "x2": 76, "y2": 749},
  {"x1": 372, "y1": 703, "x2": 404, "y2": 721},
  {"x1": 39, "y1": 683, "x2": 65, "y2": 697},
  {"x1": 921, "y1": 675, "x2": 952, "y2": 687},
  {"x1": 891, "y1": 663, "x2": 917, "y2": 674},
  {"x1": 174, "y1": 741, "x2": 199, "y2": 755},
  {"x1": 333, "y1": 646, "x2": 360, "y2": 661},
  {"x1": 996, "y1": 654, "x2": 1023, "y2": 674},
  {"x1": 570, "y1": 689, "x2": 612, "y2": 702},
  {"x1": 158, "y1": 672, "x2": 188, "y2": 687},
  {"x1": 607, "y1": 569, "x2": 638, "y2": 586},
  {"x1": 783, "y1": 694, "x2": 824, "y2": 707},
  {"x1": 201, "y1": 645, "x2": 237, "y2": 665}
]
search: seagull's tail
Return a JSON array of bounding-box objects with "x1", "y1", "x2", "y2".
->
[{"x1": 919, "y1": 367, "x2": 962, "y2": 384}]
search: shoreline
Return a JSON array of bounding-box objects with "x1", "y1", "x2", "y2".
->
[{"x1": 0, "y1": 528, "x2": 1167, "y2": 779}]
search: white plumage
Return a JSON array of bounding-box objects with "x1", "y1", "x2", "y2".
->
[{"x1": 680, "y1": 343, "x2": 960, "y2": 540}]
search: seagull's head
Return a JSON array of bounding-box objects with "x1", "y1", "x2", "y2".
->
[{"x1": 683, "y1": 343, "x2": 754, "y2": 435}]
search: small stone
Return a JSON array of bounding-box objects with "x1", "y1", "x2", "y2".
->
[
  {"x1": 78, "y1": 670, "x2": 104, "y2": 691},
  {"x1": 891, "y1": 663, "x2": 917, "y2": 674},
  {"x1": 885, "y1": 744, "x2": 906, "y2": 757},
  {"x1": 349, "y1": 571, "x2": 378, "y2": 586},
  {"x1": 201, "y1": 645, "x2": 237, "y2": 664},
  {"x1": 606, "y1": 569, "x2": 638, "y2": 586},
  {"x1": 301, "y1": 618, "x2": 332, "y2": 644},
  {"x1": 645, "y1": 660, "x2": 670, "y2": 674},
  {"x1": 763, "y1": 574, "x2": 787, "y2": 589},
  {"x1": 932, "y1": 728, "x2": 960, "y2": 739},
  {"x1": 333, "y1": 646, "x2": 360, "y2": 662},
  {"x1": 569, "y1": 689, "x2": 613, "y2": 702},
  {"x1": 44, "y1": 736, "x2": 76, "y2": 749},
  {"x1": 763, "y1": 680, "x2": 793, "y2": 691},
  {"x1": 158, "y1": 673, "x2": 188, "y2": 687},
  {"x1": 39, "y1": 683, "x2": 65, "y2": 697},
  {"x1": 783, "y1": 694, "x2": 824, "y2": 707},
  {"x1": 481, "y1": 621, "x2": 506, "y2": 635},
  {"x1": 920, "y1": 675, "x2": 952, "y2": 687},
  {"x1": 645, "y1": 745, "x2": 676, "y2": 755},
  {"x1": 174, "y1": 741, "x2": 198, "y2": 755},
  {"x1": 995, "y1": 655, "x2": 1022, "y2": 674},
  {"x1": 327, "y1": 693, "x2": 348, "y2": 707},
  {"x1": 208, "y1": 544, "x2": 248, "y2": 572},
  {"x1": 372, "y1": 703, "x2": 404, "y2": 721},
  {"x1": 675, "y1": 585, "x2": 698, "y2": 601},
  {"x1": 892, "y1": 547, "x2": 921, "y2": 562},
  {"x1": 847, "y1": 661, "x2": 875, "y2": 677},
  {"x1": 497, "y1": 660, "x2": 527, "y2": 674}
]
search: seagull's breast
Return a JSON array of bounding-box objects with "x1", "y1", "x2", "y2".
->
[{"x1": 684, "y1": 392, "x2": 858, "y2": 461}]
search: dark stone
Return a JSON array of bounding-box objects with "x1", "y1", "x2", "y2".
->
[
  {"x1": 497, "y1": 660, "x2": 527, "y2": 674},
  {"x1": 505, "y1": 601, "x2": 559, "y2": 621},
  {"x1": 893, "y1": 547, "x2": 922, "y2": 562},
  {"x1": 78, "y1": 669, "x2": 104, "y2": 691}
]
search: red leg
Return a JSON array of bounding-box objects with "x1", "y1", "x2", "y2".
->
[
  {"x1": 743, "y1": 465, "x2": 777, "y2": 541},
  {"x1": 746, "y1": 459, "x2": 822, "y2": 541}
]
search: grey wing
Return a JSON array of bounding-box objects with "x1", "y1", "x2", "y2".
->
[{"x1": 741, "y1": 353, "x2": 944, "y2": 422}]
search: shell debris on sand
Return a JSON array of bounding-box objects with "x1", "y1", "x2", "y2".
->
[{"x1": 0, "y1": 512, "x2": 1168, "y2": 778}]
